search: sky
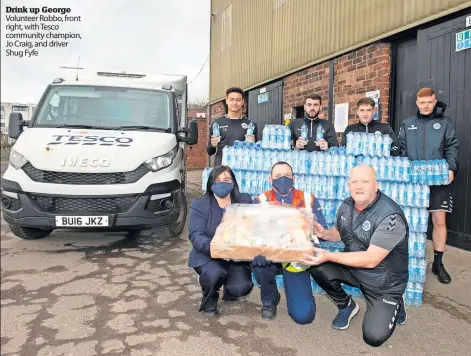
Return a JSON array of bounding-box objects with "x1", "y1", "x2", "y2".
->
[{"x1": 0, "y1": 0, "x2": 210, "y2": 104}]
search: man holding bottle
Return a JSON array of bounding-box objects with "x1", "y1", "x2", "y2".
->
[
  {"x1": 289, "y1": 94, "x2": 339, "y2": 152},
  {"x1": 341, "y1": 97, "x2": 400, "y2": 156},
  {"x1": 207, "y1": 87, "x2": 258, "y2": 166},
  {"x1": 398, "y1": 87, "x2": 459, "y2": 284}
]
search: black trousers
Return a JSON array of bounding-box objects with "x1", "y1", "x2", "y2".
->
[
  {"x1": 310, "y1": 262, "x2": 404, "y2": 347},
  {"x1": 194, "y1": 259, "x2": 253, "y2": 311}
]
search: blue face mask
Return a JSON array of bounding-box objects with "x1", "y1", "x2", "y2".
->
[
  {"x1": 211, "y1": 182, "x2": 234, "y2": 198},
  {"x1": 272, "y1": 176, "x2": 294, "y2": 195}
]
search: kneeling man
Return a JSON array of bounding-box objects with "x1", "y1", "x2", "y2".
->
[{"x1": 303, "y1": 164, "x2": 408, "y2": 347}]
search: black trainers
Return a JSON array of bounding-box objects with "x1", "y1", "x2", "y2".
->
[
  {"x1": 432, "y1": 263, "x2": 452, "y2": 284},
  {"x1": 261, "y1": 292, "x2": 281, "y2": 320},
  {"x1": 397, "y1": 295, "x2": 407, "y2": 325},
  {"x1": 202, "y1": 307, "x2": 218, "y2": 317}
]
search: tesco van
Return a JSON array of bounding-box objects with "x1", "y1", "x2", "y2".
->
[{"x1": 1, "y1": 71, "x2": 198, "y2": 240}]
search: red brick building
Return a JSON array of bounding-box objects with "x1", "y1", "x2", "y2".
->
[{"x1": 185, "y1": 107, "x2": 209, "y2": 170}]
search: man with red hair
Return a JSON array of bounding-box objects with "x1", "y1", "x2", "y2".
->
[{"x1": 398, "y1": 88, "x2": 459, "y2": 284}]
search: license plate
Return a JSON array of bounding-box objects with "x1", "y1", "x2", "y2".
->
[{"x1": 55, "y1": 216, "x2": 109, "y2": 227}]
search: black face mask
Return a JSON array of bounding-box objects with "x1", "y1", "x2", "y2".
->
[
  {"x1": 211, "y1": 182, "x2": 233, "y2": 198},
  {"x1": 272, "y1": 176, "x2": 294, "y2": 195}
]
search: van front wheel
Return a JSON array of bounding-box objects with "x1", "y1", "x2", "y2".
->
[
  {"x1": 167, "y1": 191, "x2": 187, "y2": 238},
  {"x1": 8, "y1": 224, "x2": 53, "y2": 240}
]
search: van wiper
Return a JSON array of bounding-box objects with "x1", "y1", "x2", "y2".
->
[
  {"x1": 116, "y1": 125, "x2": 171, "y2": 132},
  {"x1": 55, "y1": 124, "x2": 114, "y2": 130}
]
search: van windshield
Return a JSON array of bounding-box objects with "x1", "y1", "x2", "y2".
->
[{"x1": 33, "y1": 85, "x2": 173, "y2": 130}]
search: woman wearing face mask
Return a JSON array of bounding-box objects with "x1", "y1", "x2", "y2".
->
[{"x1": 188, "y1": 165, "x2": 254, "y2": 317}]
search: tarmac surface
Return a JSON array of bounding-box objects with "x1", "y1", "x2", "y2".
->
[{"x1": 1, "y1": 170, "x2": 470, "y2": 356}]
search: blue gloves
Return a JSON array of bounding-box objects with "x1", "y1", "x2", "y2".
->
[{"x1": 252, "y1": 255, "x2": 271, "y2": 268}]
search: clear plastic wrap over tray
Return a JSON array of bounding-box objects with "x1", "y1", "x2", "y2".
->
[{"x1": 210, "y1": 203, "x2": 318, "y2": 262}]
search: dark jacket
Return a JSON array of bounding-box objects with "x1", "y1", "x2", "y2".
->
[
  {"x1": 188, "y1": 192, "x2": 253, "y2": 268},
  {"x1": 336, "y1": 191, "x2": 409, "y2": 295},
  {"x1": 289, "y1": 116, "x2": 339, "y2": 152},
  {"x1": 341, "y1": 120, "x2": 400, "y2": 156},
  {"x1": 398, "y1": 102, "x2": 459, "y2": 171},
  {"x1": 206, "y1": 115, "x2": 259, "y2": 166}
]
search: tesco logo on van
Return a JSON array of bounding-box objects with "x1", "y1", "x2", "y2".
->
[{"x1": 48, "y1": 135, "x2": 134, "y2": 147}]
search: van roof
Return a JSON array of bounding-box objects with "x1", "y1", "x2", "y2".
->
[{"x1": 51, "y1": 72, "x2": 187, "y2": 94}]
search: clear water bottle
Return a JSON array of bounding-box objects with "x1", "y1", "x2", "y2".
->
[
  {"x1": 299, "y1": 151, "x2": 307, "y2": 175},
  {"x1": 346, "y1": 132, "x2": 354, "y2": 155},
  {"x1": 283, "y1": 126, "x2": 291, "y2": 150},
  {"x1": 346, "y1": 155, "x2": 355, "y2": 176},
  {"x1": 262, "y1": 125, "x2": 270, "y2": 148},
  {"x1": 422, "y1": 185, "x2": 430, "y2": 208},
  {"x1": 374, "y1": 132, "x2": 382, "y2": 156},
  {"x1": 316, "y1": 124, "x2": 325, "y2": 141},
  {"x1": 201, "y1": 167, "x2": 212, "y2": 192},
  {"x1": 276, "y1": 126, "x2": 284, "y2": 150},
  {"x1": 352, "y1": 132, "x2": 360, "y2": 156},
  {"x1": 212, "y1": 122, "x2": 220, "y2": 137},
  {"x1": 409, "y1": 257, "x2": 418, "y2": 282},
  {"x1": 360, "y1": 133, "x2": 368, "y2": 155},
  {"x1": 409, "y1": 233, "x2": 417, "y2": 257},
  {"x1": 419, "y1": 209, "x2": 429, "y2": 232},
  {"x1": 405, "y1": 281, "x2": 415, "y2": 305},
  {"x1": 414, "y1": 283, "x2": 423, "y2": 307},
  {"x1": 339, "y1": 154, "x2": 347, "y2": 177},
  {"x1": 332, "y1": 153, "x2": 339, "y2": 176},
  {"x1": 416, "y1": 234, "x2": 426, "y2": 258},
  {"x1": 240, "y1": 170, "x2": 247, "y2": 193},
  {"x1": 440, "y1": 159, "x2": 449, "y2": 185},
  {"x1": 301, "y1": 123, "x2": 308, "y2": 140},
  {"x1": 382, "y1": 134, "x2": 392, "y2": 156},
  {"x1": 247, "y1": 121, "x2": 255, "y2": 136},
  {"x1": 269, "y1": 125, "x2": 277, "y2": 149},
  {"x1": 403, "y1": 158, "x2": 411, "y2": 182},
  {"x1": 411, "y1": 208, "x2": 420, "y2": 232}
]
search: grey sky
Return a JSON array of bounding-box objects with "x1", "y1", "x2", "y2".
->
[{"x1": 1, "y1": 0, "x2": 210, "y2": 104}]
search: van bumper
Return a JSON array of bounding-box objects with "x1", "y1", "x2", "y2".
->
[{"x1": 1, "y1": 178, "x2": 183, "y2": 230}]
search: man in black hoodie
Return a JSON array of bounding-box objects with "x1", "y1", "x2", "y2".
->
[
  {"x1": 398, "y1": 88, "x2": 459, "y2": 284},
  {"x1": 289, "y1": 94, "x2": 338, "y2": 152},
  {"x1": 341, "y1": 97, "x2": 400, "y2": 156}
]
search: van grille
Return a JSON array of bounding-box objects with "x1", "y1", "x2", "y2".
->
[
  {"x1": 22, "y1": 163, "x2": 149, "y2": 185},
  {"x1": 29, "y1": 194, "x2": 139, "y2": 213}
]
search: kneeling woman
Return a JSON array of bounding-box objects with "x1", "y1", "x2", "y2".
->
[{"x1": 188, "y1": 165, "x2": 254, "y2": 317}]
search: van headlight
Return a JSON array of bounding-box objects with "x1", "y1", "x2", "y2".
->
[
  {"x1": 9, "y1": 149, "x2": 28, "y2": 170},
  {"x1": 144, "y1": 146, "x2": 178, "y2": 172}
]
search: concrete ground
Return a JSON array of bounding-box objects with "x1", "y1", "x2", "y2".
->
[{"x1": 1, "y1": 169, "x2": 470, "y2": 356}]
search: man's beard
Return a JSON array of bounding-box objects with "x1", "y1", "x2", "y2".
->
[{"x1": 306, "y1": 110, "x2": 319, "y2": 119}]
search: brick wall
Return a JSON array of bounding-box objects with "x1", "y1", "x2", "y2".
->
[
  {"x1": 334, "y1": 42, "x2": 391, "y2": 127},
  {"x1": 283, "y1": 62, "x2": 330, "y2": 120},
  {"x1": 185, "y1": 117, "x2": 208, "y2": 170}
]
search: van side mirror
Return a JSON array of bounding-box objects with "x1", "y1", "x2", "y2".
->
[
  {"x1": 8, "y1": 113, "x2": 27, "y2": 139},
  {"x1": 178, "y1": 119, "x2": 198, "y2": 145}
]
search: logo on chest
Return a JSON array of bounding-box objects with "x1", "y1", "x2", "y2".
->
[
  {"x1": 362, "y1": 220, "x2": 371, "y2": 232},
  {"x1": 241, "y1": 123, "x2": 248, "y2": 129},
  {"x1": 433, "y1": 123, "x2": 441, "y2": 130}
]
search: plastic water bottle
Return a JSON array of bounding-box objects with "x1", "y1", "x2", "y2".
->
[
  {"x1": 440, "y1": 159, "x2": 449, "y2": 185},
  {"x1": 416, "y1": 234, "x2": 426, "y2": 258},
  {"x1": 301, "y1": 123, "x2": 308, "y2": 141},
  {"x1": 414, "y1": 283, "x2": 423, "y2": 306},
  {"x1": 409, "y1": 233, "x2": 417, "y2": 257},
  {"x1": 339, "y1": 154, "x2": 347, "y2": 176},
  {"x1": 212, "y1": 122, "x2": 220, "y2": 137},
  {"x1": 405, "y1": 282, "x2": 415, "y2": 305},
  {"x1": 283, "y1": 126, "x2": 291, "y2": 150},
  {"x1": 201, "y1": 167, "x2": 211, "y2": 192},
  {"x1": 374, "y1": 132, "x2": 382, "y2": 156},
  {"x1": 419, "y1": 209, "x2": 429, "y2": 233},
  {"x1": 411, "y1": 208, "x2": 420, "y2": 232},
  {"x1": 262, "y1": 125, "x2": 270, "y2": 148},
  {"x1": 382, "y1": 134, "x2": 392, "y2": 156},
  {"x1": 346, "y1": 132, "x2": 354, "y2": 155},
  {"x1": 275, "y1": 126, "x2": 283, "y2": 149},
  {"x1": 360, "y1": 133, "x2": 368, "y2": 155},
  {"x1": 316, "y1": 124, "x2": 325, "y2": 141},
  {"x1": 332, "y1": 153, "x2": 339, "y2": 176}
]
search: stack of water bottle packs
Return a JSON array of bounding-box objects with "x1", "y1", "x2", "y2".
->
[{"x1": 202, "y1": 124, "x2": 450, "y2": 306}]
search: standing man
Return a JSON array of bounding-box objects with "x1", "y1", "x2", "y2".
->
[
  {"x1": 303, "y1": 164, "x2": 408, "y2": 347},
  {"x1": 289, "y1": 94, "x2": 339, "y2": 152},
  {"x1": 398, "y1": 88, "x2": 459, "y2": 284},
  {"x1": 251, "y1": 161, "x2": 328, "y2": 323},
  {"x1": 341, "y1": 97, "x2": 400, "y2": 156},
  {"x1": 207, "y1": 87, "x2": 258, "y2": 166}
]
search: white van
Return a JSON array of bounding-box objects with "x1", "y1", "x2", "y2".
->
[{"x1": 1, "y1": 71, "x2": 198, "y2": 240}]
